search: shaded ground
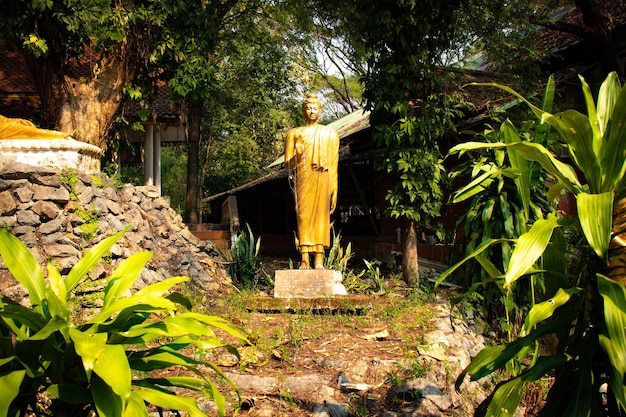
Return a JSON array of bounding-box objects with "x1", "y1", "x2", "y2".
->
[{"x1": 195, "y1": 256, "x2": 476, "y2": 416}]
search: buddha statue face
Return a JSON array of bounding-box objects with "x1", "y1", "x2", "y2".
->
[{"x1": 301, "y1": 94, "x2": 322, "y2": 124}]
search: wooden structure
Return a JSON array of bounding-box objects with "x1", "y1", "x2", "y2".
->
[{"x1": 203, "y1": 110, "x2": 459, "y2": 262}]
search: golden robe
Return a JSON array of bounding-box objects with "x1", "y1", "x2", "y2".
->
[
  {"x1": 0, "y1": 115, "x2": 68, "y2": 140},
  {"x1": 285, "y1": 123, "x2": 339, "y2": 251}
]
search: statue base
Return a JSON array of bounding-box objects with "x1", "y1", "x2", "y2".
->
[
  {"x1": 0, "y1": 138, "x2": 102, "y2": 174},
  {"x1": 274, "y1": 269, "x2": 347, "y2": 299}
]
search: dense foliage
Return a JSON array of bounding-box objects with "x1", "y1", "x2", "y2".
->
[
  {"x1": 446, "y1": 82, "x2": 556, "y2": 335},
  {"x1": 0, "y1": 229, "x2": 248, "y2": 416},
  {"x1": 438, "y1": 72, "x2": 626, "y2": 416}
]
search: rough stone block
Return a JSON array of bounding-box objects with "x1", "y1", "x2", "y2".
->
[{"x1": 274, "y1": 269, "x2": 347, "y2": 298}]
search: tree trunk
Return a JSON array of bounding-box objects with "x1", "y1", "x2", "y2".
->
[
  {"x1": 577, "y1": 0, "x2": 624, "y2": 77},
  {"x1": 608, "y1": 197, "x2": 626, "y2": 285},
  {"x1": 402, "y1": 220, "x2": 420, "y2": 288},
  {"x1": 23, "y1": 41, "x2": 140, "y2": 150},
  {"x1": 185, "y1": 98, "x2": 202, "y2": 224}
]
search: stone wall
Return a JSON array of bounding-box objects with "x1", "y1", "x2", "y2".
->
[{"x1": 0, "y1": 163, "x2": 230, "y2": 303}]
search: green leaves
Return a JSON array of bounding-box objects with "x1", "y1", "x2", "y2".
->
[
  {"x1": 0, "y1": 230, "x2": 46, "y2": 309},
  {"x1": 597, "y1": 275, "x2": 626, "y2": 413},
  {"x1": 577, "y1": 192, "x2": 613, "y2": 260},
  {"x1": 0, "y1": 230, "x2": 247, "y2": 416},
  {"x1": 504, "y1": 214, "x2": 559, "y2": 287},
  {"x1": 444, "y1": 72, "x2": 626, "y2": 416},
  {"x1": 0, "y1": 370, "x2": 25, "y2": 416}
]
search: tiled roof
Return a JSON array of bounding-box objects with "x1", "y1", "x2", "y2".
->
[
  {"x1": 0, "y1": 39, "x2": 41, "y2": 120},
  {"x1": 539, "y1": 1, "x2": 626, "y2": 52},
  {"x1": 127, "y1": 79, "x2": 181, "y2": 123},
  {"x1": 0, "y1": 39, "x2": 180, "y2": 124}
]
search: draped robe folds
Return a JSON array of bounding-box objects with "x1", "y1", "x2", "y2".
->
[
  {"x1": 0, "y1": 115, "x2": 69, "y2": 140},
  {"x1": 285, "y1": 123, "x2": 339, "y2": 252}
]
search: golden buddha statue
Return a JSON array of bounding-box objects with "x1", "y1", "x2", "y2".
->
[
  {"x1": 0, "y1": 115, "x2": 69, "y2": 140},
  {"x1": 285, "y1": 93, "x2": 339, "y2": 269}
]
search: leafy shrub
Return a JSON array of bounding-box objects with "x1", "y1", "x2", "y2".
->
[
  {"x1": 439, "y1": 72, "x2": 626, "y2": 416},
  {"x1": 218, "y1": 224, "x2": 263, "y2": 287},
  {"x1": 324, "y1": 228, "x2": 354, "y2": 272},
  {"x1": 0, "y1": 228, "x2": 248, "y2": 417}
]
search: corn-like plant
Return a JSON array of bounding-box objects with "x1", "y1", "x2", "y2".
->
[
  {"x1": 438, "y1": 72, "x2": 626, "y2": 416},
  {"x1": 218, "y1": 224, "x2": 262, "y2": 287},
  {"x1": 324, "y1": 228, "x2": 354, "y2": 273},
  {"x1": 0, "y1": 228, "x2": 248, "y2": 417}
]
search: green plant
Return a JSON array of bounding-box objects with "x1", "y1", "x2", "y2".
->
[
  {"x1": 102, "y1": 163, "x2": 126, "y2": 190},
  {"x1": 76, "y1": 205, "x2": 100, "y2": 242},
  {"x1": 59, "y1": 168, "x2": 79, "y2": 200},
  {"x1": 363, "y1": 259, "x2": 385, "y2": 293},
  {"x1": 447, "y1": 89, "x2": 554, "y2": 337},
  {"x1": 218, "y1": 224, "x2": 263, "y2": 288},
  {"x1": 438, "y1": 72, "x2": 626, "y2": 416},
  {"x1": 324, "y1": 228, "x2": 354, "y2": 272},
  {"x1": 0, "y1": 228, "x2": 248, "y2": 417}
]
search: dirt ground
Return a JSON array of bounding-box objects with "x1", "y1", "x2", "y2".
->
[{"x1": 200, "y1": 256, "x2": 466, "y2": 416}]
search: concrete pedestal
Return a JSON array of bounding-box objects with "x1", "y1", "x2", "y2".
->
[
  {"x1": 274, "y1": 269, "x2": 347, "y2": 298},
  {"x1": 0, "y1": 138, "x2": 102, "y2": 173}
]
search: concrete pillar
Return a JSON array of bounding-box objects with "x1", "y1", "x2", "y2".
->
[
  {"x1": 154, "y1": 125, "x2": 162, "y2": 195},
  {"x1": 144, "y1": 124, "x2": 154, "y2": 186}
]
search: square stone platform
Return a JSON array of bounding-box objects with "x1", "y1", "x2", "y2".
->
[{"x1": 274, "y1": 269, "x2": 347, "y2": 298}]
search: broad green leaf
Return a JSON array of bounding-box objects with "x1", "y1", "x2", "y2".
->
[
  {"x1": 28, "y1": 316, "x2": 69, "y2": 341},
  {"x1": 450, "y1": 141, "x2": 582, "y2": 194},
  {"x1": 507, "y1": 142, "x2": 582, "y2": 194},
  {"x1": 501, "y1": 120, "x2": 530, "y2": 218},
  {"x1": 129, "y1": 348, "x2": 203, "y2": 372},
  {"x1": 479, "y1": 377, "x2": 524, "y2": 417},
  {"x1": 120, "y1": 315, "x2": 218, "y2": 340},
  {"x1": 577, "y1": 192, "x2": 613, "y2": 260},
  {"x1": 137, "y1": 376, "x2": 209, "y2": 392},
  {"x1": 103, "y1": 252, "x2": 152, "y2": 309},
  {"x1": 457, "y1": 316, "x2": 569, "y2": 387},
  {"x1": 0, "y1": 370, "x2": 25, "y2": 416},
  {"x1": 474, "y1": 254, "x2": 504, "y2": 279},
  {"x1": 70, "y1": 328, "x2": 107, "y2": 378},
  {"x1": 91, "y1": 374, "x2": 123, "y2": 417},
  {"x1": 134, "y1": 276, "x2": 189, "y2": 298},
  {"x1": 597, "y1": 275, "x2": 626, "y2": 410},
  {"x1": 578, "y1": 75, "x2": 602, "y2": 156},
  {"x1": 546, "y1": 182, "x2": 566, "y2": 205},
  {"x1": 43, "y1": 287, "x2": 69, "y2": 320},
  {"x1": 66, "y1": 228, "x2": 128, "y2": 292},
  {"x1": 93, "y1": 344, "x2": 131, "y2": 403},
  {"x1": 165, "y1": 291, "x2": 193, "y2": 310},
  {"x1": 47, "y1": 262, "x2": 67, "y2": 304},
  {"x1": 169, "y1": 335, "x2": 224, "y2": 350},
  {"x1": 520, "y1": 288, "x2": 577, "y2": 337},
  {"x1": 124, "y1": 392, "x2": 150, "y2": 417},
  {"x1": 599, "y1": 77, "x2": 626, "y2": 192},
  {"x1": 0, "y1": 356, "x2": 15, "y2": 367},
  {"x1": 505, "y1": 214, "x2": 560, "y2": 287},
  {"x1": 542, "y1": 228, "x2": 570, "y2": 299},
  {"x1": 47, "y1": 384, "x2": 91, "y2": 404},
  {"x1": 540, "y1": 76, "x2": 555, "y2": 114},
  {"x1": 544, "y1": 110, "x2": 600, "y2": 190},
  {"x1": 436, "y1": 238, "x2": 512, "y2": 288},
  {"x1": 90, "y1": 295, "x2": 178, "y2": 324},
  {"x1": 134, "y1": 387, "x2": 207, "y2": 417},
  {"x1": 0, "y1": 299, "x2": 47, "y2": 333},
  {"x1": 595, "y1": 72, "x2": 621, "y2": 137},
  {"x1": 478, "y1": 354, "x2": 568, "y2": 417},
  {"x1": 0, "y1": 230, "x2": 46, "y2": 307},
  {"x1": 180, "y1": 312, "x2": 249, "y2": 342}
]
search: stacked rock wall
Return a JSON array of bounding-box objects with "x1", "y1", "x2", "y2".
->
[{"x1": 0, "y1": 163, "x2": 229, "y2": 302}]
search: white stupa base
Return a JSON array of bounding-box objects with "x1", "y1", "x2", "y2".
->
[{"x1": 0, "y1": 138, "x2": 102, "y2": 173}]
